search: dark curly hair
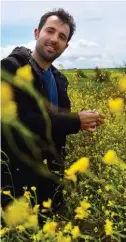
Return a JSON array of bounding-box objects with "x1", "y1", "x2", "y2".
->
[{"x1": 38, "y1": 8, "x2": 76, "y2": 42}]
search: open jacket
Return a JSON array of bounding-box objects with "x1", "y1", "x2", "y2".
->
[{"x1": 1, "y1": 46, "x2": 80, "y2": 209}]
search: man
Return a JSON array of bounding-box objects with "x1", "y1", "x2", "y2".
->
[{"x1": 1, "y1": 9, "x2": 104, "y2": 213}]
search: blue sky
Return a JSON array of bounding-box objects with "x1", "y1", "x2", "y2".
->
[{"x1": 1, "y1": 0, "x2": 126, "y2": 68}]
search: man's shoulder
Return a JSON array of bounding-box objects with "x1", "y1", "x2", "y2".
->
[{"x1": 1, "y1": 46, "x2": 31, "y2": 73}]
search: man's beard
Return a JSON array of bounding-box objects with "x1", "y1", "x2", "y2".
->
[{"x1": 36, "y1": 43, "x2": 62, "y2": 62}]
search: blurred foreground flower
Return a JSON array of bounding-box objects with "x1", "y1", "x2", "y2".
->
[
  {"x1": 103, "y1": 150, "x2": 119, "y2": 165},
  {"x1": 14, "y1": 64, "x2": 33, "y2": 84},
  {"x1": 2, "y1": 198, "x2": 30, "y2": 226},
  {"x1": 65, "y1": 157, "x2": 89, "y2": 182},
  {"x1": 75, "y1": 200, "x2": 91, "y2": 219},
  {"x1": 108, "y1": 98, "x2": 124, "y2": 113},
  {"x1": 1, "y1": 82, "x2": 13, "y2": 105},
  {"x1": 118, "y1": 75, "x2": 126, "y2": 92},
  {"x1": 1, "y1": 82, "x2": 17, "y2": 122},
  {"x1": 104, "y1": 219, "x2": 113, "y2": 236}
]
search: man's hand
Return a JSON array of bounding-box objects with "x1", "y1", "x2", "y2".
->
[{"x1": 78, "y1": 110, "x2": 105, "y2": 132}]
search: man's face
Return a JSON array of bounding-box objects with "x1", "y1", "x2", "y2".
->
[{"x1": 34, "y1": 16, "x2": 70, "y2": 62}]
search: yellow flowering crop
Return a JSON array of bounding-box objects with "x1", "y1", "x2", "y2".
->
[
  {"x1": 118, "y1": 75, "x2": 126, "y2": 92},
  {"x1": 103, "y1": 150, "x2": 119, "y2": 165},
  {"x1": 104, "y1": 219, "x2": 113, "y2": 235},
  {"x1": 108, "y1": 97, "x2": 124, "y2": 113}
]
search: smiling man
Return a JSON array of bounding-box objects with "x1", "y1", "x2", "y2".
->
[{"x1": 1, "y1": 9, "x2": 104, "y2": 219}]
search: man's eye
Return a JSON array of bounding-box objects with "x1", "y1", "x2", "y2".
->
[
  {"x1": 47, "y1": 30, "x2": 53, "y2": 33},
  {"x1": 60, "y1": 35, "x2": 66, "y2": 41}
]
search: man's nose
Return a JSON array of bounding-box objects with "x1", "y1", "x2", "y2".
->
[{"x1": 50, "y1": 33, "x2": 59, "y2": 43}]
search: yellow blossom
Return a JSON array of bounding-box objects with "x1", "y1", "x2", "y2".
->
[
  {"x1": 104, "y1": 219, "x2": 113, "y2": 235},
  {"x1": 64, "y1": 222, "x2": 72, "y2": 233},
  {"x1": 103, "y1": 150, "x2": 119, "y2": 165},
  {"x1": 71, "y1": 226, "x2": 80, "y2": 239},
  {"x1": 16, "y1": 225, "x2": 25, "y2": 232},
  {"x1": 31, "y1": 186, "x2": 36, "y2": 191},
  {"x1": 33, "y1": 204, "x2": 40, "y2": 213},
  {"x1": 31, "y1": 230, "x2": 43, "y2": 242},
  {"x1": 24, "y1": 191, "x2": 31, "y2": 200},
  {"x1": 2, "y1": 197, "x2": 30, "y2": 226},
  {"x1": 65, "y1": 157, "x2": 89, "y2": 182},
  {"x1": 69, "y1": 157, "x2": 89, "y2": 173},
  {"x1": 108, "y1": 98, "x2": 124, "y2": 113},
  {"x1": 75, "y1": 200, "x2": 91, "y2": 220},
  {"x1": 43, "y1": 221, "x2": 58, "y2": 236},
  {"x1": 42, "y1": 198, "x2": 52, "y2": 208},
  {"x1": 1, "y1": 101, "x2": 17, "y2": 121},
  {"x1": 1, "y1": 82, "x2": 13, "y2": 105},
  {"x1": 15, "y1": 64, "x2": 33, "y2": 83},
  {"x1": 2, "y1": 190, "x2": 11, "y2": 196},
  {"x1": 24, "y1": 214, "x2": 38, "y2": 228},
  {"x1": 64, "y1": 169, "x2": 77, "y2": 182},
  {"x1": 118, "y1": 75, "x2": 126, "y2": 92},
  {"x1": 0, "y1": 227, "x2": 10, "y2": 236}
]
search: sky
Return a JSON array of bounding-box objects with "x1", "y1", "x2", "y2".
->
[{"x1": 1, "y1": 0, "x2": 126, "y2": 69}]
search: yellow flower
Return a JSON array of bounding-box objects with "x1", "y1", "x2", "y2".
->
[
  {"x1": 2, "y1": 190, "x2": 11, "y2": 196},
  {"x1": 57, "y1": 232, "x2": 71, "y2": 242},
  {"x1": 24, "y1": 191, "x2": 31, "y2": 200},
  {"x1": 16, "y1": 225, "x2": 25, "y2": 232},
  {"x1": 31, "y1": 230, "x2": 43, "y2": 242},
  {"x1": 2, "y1": 197, "x2": 30, "y2": 226},
  {"x1": 71, "y1": 226, "x2": 80, "y2": 239},
  {"x1": 108, "y1": 98, "x2": 124, "y2": 113},
  {"x1": 0, "y1": 227, "x2": 10, "y2": 236},
  {"x1": 64, "y1": 222, "x2": 72, "y2": 233},
  {"x1": 75, "y1": 200, "x2": 91, "y2": 220},
  {"x1": 43, "y1": 221, "x2": 58, "y2": 236},
  {"x1": 33, "y1": 204, "x2": 40, "y2": 213},
  {"x1": 42, "y1": 198, "x2": 52, "y2": 208},
  {"x1": 31, "y1": 186, "x2": 36, "y2": 191},
  {"x1": 104, "y1": 219, "x2": 113, "y2": 236},
  {"x1": 64, "y1": 169, "x2": 77, "y2": 182},
  {"x1": 103, "y1": 150, "x2": 119, "y2": 165},
  {"x1": 1, "y1": 82, "x2": 13, "y2": 105},
  {"x1": 69, "y1": 157, "x2": 89, "y2": 173},
  {"x1": 65, "y1": 157, "x2": 89, "y2": 182},
  {"x1": 1, "y1": 101, "x2": 17, "y2": 122},
  {"x1": 24, "y1": 214, "x2": 38, "y2": 228},
  {"x1": 15, "y1": 64, "x2": 33, "y2": 83},
  {"x1": 118, "y1": 75, "x2": 126, "y2": 92}
]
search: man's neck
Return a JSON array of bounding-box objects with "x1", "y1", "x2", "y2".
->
[{"x1": 32, "y1": 49, "x2": 51, "y2": 71}]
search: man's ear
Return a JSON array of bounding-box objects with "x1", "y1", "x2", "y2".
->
[
  {"x1": 65, "y1": 43, "x2": 69, "y2": 50},
  {"x1": 34, "y1": 29, "x2": 39, "y2": 40}
]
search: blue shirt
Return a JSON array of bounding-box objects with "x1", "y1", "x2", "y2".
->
[{"x1": 41, "y1": 68, "x2": 58, "y2": 108}]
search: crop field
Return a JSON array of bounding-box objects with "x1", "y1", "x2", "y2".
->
[{"x1": 1, "y1": 67, "x2": 126, "y2": 242}]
